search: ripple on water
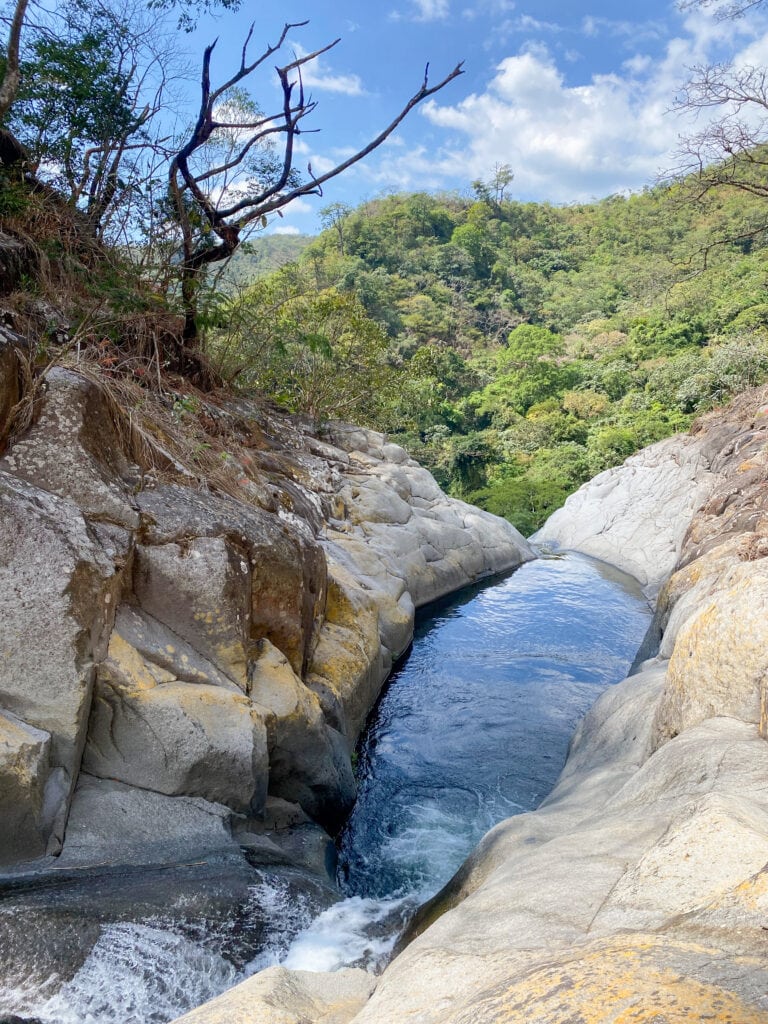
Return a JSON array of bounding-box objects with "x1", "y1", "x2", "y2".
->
[{"x1": 336, "y1": 552, "x2": 651, "y2": 902}]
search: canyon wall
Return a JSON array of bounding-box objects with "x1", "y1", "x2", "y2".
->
[
  {"x1": 178, "y1": 386, "x2": 768, "y2": 1023},
  {"x1": 0, "y1": 349, "x2": 533, "y2": 875}
]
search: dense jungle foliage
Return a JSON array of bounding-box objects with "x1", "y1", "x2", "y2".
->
[{"x1": 210, "y1": 176, "x2": 768, "y2": 533}]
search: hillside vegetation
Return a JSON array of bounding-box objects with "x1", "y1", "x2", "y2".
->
[{"x1": 214, "y1": 177, "x2": 768, "y2": 532}]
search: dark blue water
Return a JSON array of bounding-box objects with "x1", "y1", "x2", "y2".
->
[{"x1": 337, "y1": 551, "x2": 651, "y2": 902}]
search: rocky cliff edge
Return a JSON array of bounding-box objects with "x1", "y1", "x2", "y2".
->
[{"x1": 0, "y1": 349, "x2": 533, "y2": 874}]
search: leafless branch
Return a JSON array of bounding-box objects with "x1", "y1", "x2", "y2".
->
[{"x1": 169, "y1": 21, "x2": 464, "y2": 344}]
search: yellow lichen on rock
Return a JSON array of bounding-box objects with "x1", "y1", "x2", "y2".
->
[
  {"x1": 652, "y1": 560, "x2": 768, "y2": 748},
  {"x1": 449, "y1": 937, "x2": 768, "y2": 1024}
]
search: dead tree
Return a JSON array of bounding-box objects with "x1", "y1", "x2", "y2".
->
[
  {"x1": 0, "y1": 0, "x2": 29, "y2": 122},
  {"x1": 169, "y1": 20, "x2": 464, "y2": 344}
]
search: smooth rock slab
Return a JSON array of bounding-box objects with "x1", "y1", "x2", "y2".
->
[
  {"x1": 84, "y1": 680, "x2": 269, "y2": 814},
  {"x1": 56, "y1": 775, "x2": 237, "y2": 867},
  {"x1": 533, "y1": 433, "x2": 723, "y2": 596},
  {"x1": 171, "y1": 966, "x2": 376, "y2": 1024}
]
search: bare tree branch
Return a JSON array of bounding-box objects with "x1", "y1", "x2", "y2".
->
[
  {"x1": 169, "y1": 21, "x2": 464, "y2": 345},
  {"x1": 678, "y1": 0, "x2": 767, "y2": 18}
]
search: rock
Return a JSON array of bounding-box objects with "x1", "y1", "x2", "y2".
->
[
  {"x1": 0, "y1": 368, "x2": 140, "y2": 527},
  {"x1": 652, "y1": 559, "x2": 768, "y2": 748},
  {"x1": 0, "y1": 473, "x2": 122, "y2": 857},
  {"x1": 236, "y1": 819, "x2": 337, "y2": 880},
  {"x1": 591, "y1": 792, "x2": 768, "y2": 931},
  {"x1": 134, "y1": 537, "x2": 253, "y2": 691},
  {"x1": 435, "y1": 935, "x2": 768, "y2": 1024},
  {"x1": 306, "y1": 565, "x2": 387, "y2": 741},
  {"x1": 0, "y1": 711, "x2": 52, "y2": 865},
  {"x1": 249, "y1": 641, "x2": 356, "y2": 830},
  {"x1": 169, "y1": 966, "x2": 376, "y2": 1024},
  {"x1": 56, "y1": 775, "x2": 237, "y2": 867},
  {"x1": 84, "y1": 679, "x2": 269, "y2": 814},
  {"x1": 533, "y1": 433, "x2": 724, "y2": 596},
  {"x1": 345, "y1": 714, "x2": 768, "y2": 1024},
  {"x1": 96, "y1": 604, "x2": 243, "y2": 691},
  {"x1": 135, "y1": 483, "x2": 328, "y2": 678}
]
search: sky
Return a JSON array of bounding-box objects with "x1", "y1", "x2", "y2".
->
[{"x1": 181, "y1": 0, "x2": 768, "y2": 235}]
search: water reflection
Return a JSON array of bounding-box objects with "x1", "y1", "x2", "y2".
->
[{"x1": 337, "y1": 552, "x2": 651, "y2": 901}]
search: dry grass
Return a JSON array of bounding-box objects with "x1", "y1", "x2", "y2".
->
[
  {"x1": 1, "y1": 177, "x2": 247, "y2": 484},
  {"x1": 66, "y1": 358, "x2": 270, "y2": 501}
]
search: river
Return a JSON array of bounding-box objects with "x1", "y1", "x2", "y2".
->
[{"x1": 0, "y1": 551, "x2": 651, "y2": 1023}]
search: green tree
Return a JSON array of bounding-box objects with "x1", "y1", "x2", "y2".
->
[{"x1": 211, "y1": 270, "x2": 396, "y2": 425}]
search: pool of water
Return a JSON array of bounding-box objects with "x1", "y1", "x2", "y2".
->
[
  {"x1": 280, "y1": 551, "x2": 651, "y2": 971},
  {"x1": 0, "y1": 550, "x2": 652, "y2": 1021}
]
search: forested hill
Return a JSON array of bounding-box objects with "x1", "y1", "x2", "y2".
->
[{"x1": 217, "y1": 179, "x2": 768, "y2": 532}]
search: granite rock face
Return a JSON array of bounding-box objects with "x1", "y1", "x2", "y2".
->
[
  {"x1": 532, "y1": 432, "x2": 726, "y2": 596},
  {"x1": 0, "y1": 363, "x2": 533, "y2": 868}
]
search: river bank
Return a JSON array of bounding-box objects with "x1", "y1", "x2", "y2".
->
[{"x1": 176, "y1": 385, "x2": 768, "y2": 1023}]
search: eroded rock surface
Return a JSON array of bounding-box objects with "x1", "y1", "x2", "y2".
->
[
  {"x1": 0, "y1": 364, "x2": 532, "y2": 869},
  {"x1": 532, "y1": 432, "x2": 726, "y2": 596}
]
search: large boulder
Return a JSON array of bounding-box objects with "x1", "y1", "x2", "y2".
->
[
  {"x1": 652, "y1": 559, "x2": 768, "y2": 748},
  {"x1": 249, "y1": 641, "x2": 356, "y2": 830},
  {"x1": 0, "y1": 473, "x2": 123, "y2": 859},
  {"x1": 84, "y1": 679, "x2": 269, "y2": 814},
  {"x1": 135, "y1": 483, "x2": 328, "y2": 679},
  {"x1": 532, "y1": 433, "x2": 724, "y2": 596},
  {"x1": 133, "y1": 537, "x2": 254, "y2": 691}
]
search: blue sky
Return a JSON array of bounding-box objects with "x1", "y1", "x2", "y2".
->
[{"x1": 183, "y1": 1, "x2": 768, "y2": 234}]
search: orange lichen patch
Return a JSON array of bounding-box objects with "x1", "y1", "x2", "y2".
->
[
  {"x1": 456, "y1": 937, "x2": 768, "y2": 1024},
  {"x1": 721, "y1": 867, "x2": 768, "y2": 911},
  {"x1": 102, "y1": 632, "x2": 160, "y2": 691},
  {"x1": 737, "y1": 459, "x2": 762, "y2": 472}
]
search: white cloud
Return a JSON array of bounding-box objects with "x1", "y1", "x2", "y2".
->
[
  {"x1": 271, "y1": 225, "x2": 302, "y2": 235},
  {"x1": 391, "y1": 0, "x2": 450, "y2": 23},
  {"x1": 515, "y1": 14, "x2": 562, "y2": 32},
  {"x1": 392, "y1": 9, "x2": 768, "y2": 202},
  {"x1": 462, "y1": 0, "x2": 515, "y2": 19},
  {"x1": 623, "y1": 54, "x2": 653, "y2": 74},
  {"x1": 289, "y1": 42, "x2": 365, "y2": 96},
  {"x1": 282, "y1": 197, "x2": 314, "y2": 215},
  {"x1": 581, "y1": 15, "x2": 667, "y2": 44}
]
